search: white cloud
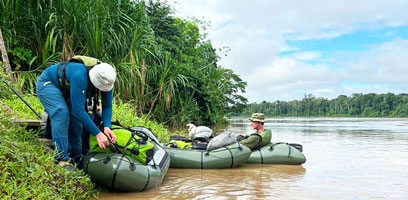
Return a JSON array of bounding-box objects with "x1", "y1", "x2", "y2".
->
[
  {"x1": 290, "y1": 51, "x2": 322, "y2": 61},
  {"x1": 241, "y1": 37, "x2": 408, "y2": 102},
  {"x1": 174, "y1": 0, "x2": 408, "y2": 40},
  {"x1": 172, "y1": 0, "x2": 408, "y2": 102},
  {"x1": 244, "y1": 57, "x2": 343, "y2": 101},
  {"x1": 343, "y1": 38, "x2": 408, "y2": 83}
]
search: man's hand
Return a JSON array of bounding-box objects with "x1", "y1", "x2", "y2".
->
[
  {"x1": 96, "y1": 132, "x2": 109, "y2": 149},
  {"x1": 104, "y1": 127, "x2": 116, "y2": 143}
]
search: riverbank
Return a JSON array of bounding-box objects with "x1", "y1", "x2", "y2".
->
[
  {"x1": 0, "y1": 111, "x2": 99, "y2": 199},
  {"x1": 0, "y1": 87, "x2": 178, "y2": 198}
]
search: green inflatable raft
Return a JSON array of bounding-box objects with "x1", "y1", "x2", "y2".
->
[
  {"x1": 246, "y1": 142, "x2": 306, "y2": 165},
  {"x1": 81, "y1": 126, "x2": 170, "y2": 192},
  {"x1": 165, "y1": 143, "x2": 251, "y2": 169}
]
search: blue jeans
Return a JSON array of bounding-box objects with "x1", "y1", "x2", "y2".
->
[{"x1": 36, "y1": 73, "x2": 83, "y2": 162}]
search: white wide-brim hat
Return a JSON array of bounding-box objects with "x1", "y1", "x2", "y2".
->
[{"x1": 89, "y1": 63, "x2": 116, "y2": 92}]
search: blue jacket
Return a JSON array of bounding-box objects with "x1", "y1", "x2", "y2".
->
[{"x1": 42, "y1": 62, "x2": 113, "y2": 136}]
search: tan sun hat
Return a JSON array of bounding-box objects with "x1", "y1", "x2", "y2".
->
[
  {"x1": 249, "y1": 113, "x2": 265, "y2": 123},
  {"x1": 89, "y1": 63, "x2": 116, "y2": 92}
]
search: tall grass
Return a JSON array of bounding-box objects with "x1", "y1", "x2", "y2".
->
[
  {"x1": 1, "y1": 0, "x2": 248, "y2": 126},
  {"x1": 0, "y1": 87, "x2": 99, "y2": 199}
]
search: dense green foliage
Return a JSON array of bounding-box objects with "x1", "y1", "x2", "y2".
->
[
  {"x1": 0, "y1": 0, "x2": 247, "y2": 126},
  {"x1": 0, "y1": 87, "x2": 99, "y2": 199},
  {"x1": 240, "y1": 93, "x2": 408, "y2": 117}
]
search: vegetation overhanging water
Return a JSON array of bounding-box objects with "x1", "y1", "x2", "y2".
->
[{"x1": 2, "y1": 0, "x2": 408, "y2": 199}]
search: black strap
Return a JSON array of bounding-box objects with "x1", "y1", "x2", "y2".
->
[
  {"x1": 141, "y1": 167, "x2": 151, "y2": 192},
  {"x1": 158, "y1": 151, "x2": 169, "y2": 170},
  {"x1": 111, "y1": 154, "x2": 126, "y2": 190},
  {"x1": 84, "y1": 152, "x2": 97, "y2": 174},
  {"x1": 258, "y1": 149, "x2": 264, "y2": 164},
  {"x1": 111, "y1": 122, "x2": 159, "y2": 148},
  {"x1": 106, "y1": 127, "x2": 149, "y2": 160},
  {"x1": 85, "y1": 66, "x2": 99, "y2": 113},
  {"x1": 225, "y1": 146, "x2": 234, "y2": 168},
  {"x1": 57, "y1": 61, "x2": 70, "y2": 101},
  {"x1": 111, "y1": 125, "x2": 148, "y2": 143},
  {"x1": 194, "y1": 137, "x2": 209, "y2": 143},
  {"x1": 200, "y1": 152, "x2": 204, "y2": 169},
  {"x1": 170, "y1": 136, "x2": 191, "y2": 142},
  {"x1": 288, "y1": 144, "x2": 292, "y2": 158},
  {"x1": 123, "y1": 132, "x2": 135, "y2": 152}
]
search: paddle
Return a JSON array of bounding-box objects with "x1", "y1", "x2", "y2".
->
[{"x1": 1, "y1": 75, "x2": 41, "y2": 119}]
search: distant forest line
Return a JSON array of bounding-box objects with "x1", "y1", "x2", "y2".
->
[{"x1": 237, "y1": 93, "x2": 408, "y2": 117}]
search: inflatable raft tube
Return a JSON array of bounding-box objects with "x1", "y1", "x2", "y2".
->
[
  {"x1": 165, "y1": 143, "x2": 251, "y2": 169},
  {"x1": 246, "y1": 142, "x2": 306, "y2": 165},
  {"x1": 81, "y1": 126, "x2": 170, "y2": 192}
]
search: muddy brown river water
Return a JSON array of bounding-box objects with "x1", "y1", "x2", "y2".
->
[{"x1": 100, "y1": 118, "x2": 408, "y2": 199}]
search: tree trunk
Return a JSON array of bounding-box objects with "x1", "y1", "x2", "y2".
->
[{"x1": 0, "y1": 27, "x2": 14, "y2": 82}]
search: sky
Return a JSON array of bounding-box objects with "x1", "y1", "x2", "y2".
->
[{"x1": 171, "y1": 0, "x2": 408, "y2": 103}]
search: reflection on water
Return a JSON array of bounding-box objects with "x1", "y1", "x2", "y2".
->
[
  {"x1": 101, "y1": 118, "x2": 408, "y2": 199},
  {"x1": 100, "y1": 165, "x2": 306, "y2": 200}
]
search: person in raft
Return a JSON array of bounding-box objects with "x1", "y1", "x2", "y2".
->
[
  {"x1": 36, "y1": 56, "x2": 117, "y2": 168},
  {"x1": 237, "y1": 113, "x2": 272, "y2": 150}
]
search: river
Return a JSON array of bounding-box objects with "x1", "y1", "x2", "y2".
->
[{"x1": 100, "y1": 117, "x2": 408, "y2": 199}]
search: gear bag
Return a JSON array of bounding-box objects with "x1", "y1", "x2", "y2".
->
[
  {"x1": 89, "y1": 125, "x2": 155, "y2": 164},
  {"x1": 206, "y1": 131, "x2": 237, "y2": 151},
  {"x1": 166, "y1": 140, "x2": 193, "y2": 149},
  {"x1": 167, "y1": 136, "x2": 208, "y2": 150}
]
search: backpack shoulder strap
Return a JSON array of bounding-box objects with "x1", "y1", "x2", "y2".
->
[
  {"x1": 57, "y1": 61, "x2": 70, "y2": 101},
  {"x1": 71, "y1": 55, "x2": 101, "y2": 67},
  {"x1": 57, "y1": 55, "x2": 101, "y2": 107}
]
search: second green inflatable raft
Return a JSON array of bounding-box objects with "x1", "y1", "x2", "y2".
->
[
  {"x1": 165, "y1": 143, "x2": 251, "y2": 169},
  {"x1": 246, "y1": 142, "x2": 306, "y2": 165}
]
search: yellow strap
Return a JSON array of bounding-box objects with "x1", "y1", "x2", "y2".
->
[{"x1": 43, "y1": 81, "x2": 52, "y2": 86}]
